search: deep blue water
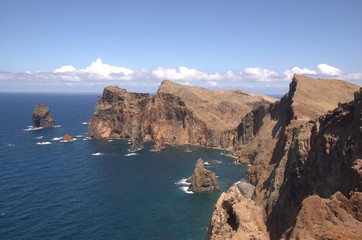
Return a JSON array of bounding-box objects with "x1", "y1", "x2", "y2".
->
[{"x1": 0, "y1": 93, "x2": 247, "y2": 240}]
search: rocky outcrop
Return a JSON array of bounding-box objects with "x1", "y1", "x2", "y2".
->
[
  {"x1": 188, "y1": 159, "x2": 219, "y2": 192},
  {"x1": 63, "y1": 134, "x2": 74, "y2": 142},
  {"x1": 88, "y1": 80, "x2": 276, "y2": 150},
  {"x1": 207, "y1": 75, "x2": 361, "y2": 239},
  {"x1": 32, "y1": 103, "x2": 55, "y2": 128},
  {"x1": 205, "y1": 186, "x2": 268, "y2": 240}
]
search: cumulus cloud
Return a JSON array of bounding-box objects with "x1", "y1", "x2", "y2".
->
[
  {"x1": 243, "y1": 67, "x2": 279, "y2": 82},
  {"x1": 54, "y1": 65, "x2": 76, "y2": 73},
  {"x1": 1, "y1": 59, "x2": 361, "y2": 93},
  {"x1": 317, "y1": 63, "x2": 342, "y2": 76},
  {"x1": 152, "y1": 66, "x2": 221, "y2": 81},
  {"x1": 283, "y1": 67, "x2": 317, "y2": 80}
]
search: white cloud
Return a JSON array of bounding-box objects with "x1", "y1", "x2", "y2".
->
[
  {"x1": 243, "y1": 67, "x2": 279, "y2": 82},
  {"x1": 317, "y1": 63, "x2": 342, "y2": 76},
  {"x1": 344, "y1": 73, "x2": 362, "y2": 81},
  {"x1": 283, "y1": 67, "x2": 317, "y2": 80},
  {"x1": 1, "y1": 60, "x2": 361, "y2": 93},
  {"x1": 152, "y1": 66, "x2": 221, "y2": 81},
  {"x1": 54, "y1": 65, "x2": 76, "y2": 73},
  {"x1": 80, "y1": 58, "x2": 134, "y2": 79}
]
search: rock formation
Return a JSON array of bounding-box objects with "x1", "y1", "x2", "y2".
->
[
  {"x1": 207, "y1": 75, "x2": 361, "y2": 239},
  {"x1": 32, "y1": 103, "x2": 56, "y2": 128},
  {"x1": 63, "y1": 134, "x2": 74, "y2": 142},
  {"x1": 88, "y1": 80, "x2": 276, "y2": 150},
  {"x1": 188, "y1": 159, "x2": 219, "y2": 192}
]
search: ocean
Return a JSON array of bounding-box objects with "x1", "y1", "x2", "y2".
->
[{"x1": 0, "y1": 93, "x2": 247, "y2": 240}]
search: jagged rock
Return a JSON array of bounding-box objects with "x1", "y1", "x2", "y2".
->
[
  {"x1": 284, "y1": 192, "x2": 362, "y2": 240},
  {"x1": 235, "y1": 179, "x2": 255, "y2": 199},
  {"x1": 88, "y1": 81, "x2": 276, "y2": 149},
  {"x1": 32, "y1": 103, "x2": 55, "y2": 128},
  {"x1": 63, "y1": 134, "x2": 73, "y2": 142},
  {"x1": 128, "y1": 120, "x2": 144, "y2": 152},
  {"x1": 205, "y1": 186, "x2": 268, "y2": 240},
  {"x1": 153, "y1": 136, "x2": 165, "y2": 151},
  {"x1": 188, "y1": 159, "x2": 219, "y2": 192},
  {"x1": 208, "y1": 75, "x2": 361, "y2": 239}
]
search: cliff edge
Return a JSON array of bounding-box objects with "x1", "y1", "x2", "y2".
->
[{"x1": 207, "y1": 75, "x2": 361, "y2": 239}]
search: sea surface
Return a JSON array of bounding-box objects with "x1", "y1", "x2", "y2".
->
[{"x1": 0, "y1": 93, "x2": 247, "y2": 240}]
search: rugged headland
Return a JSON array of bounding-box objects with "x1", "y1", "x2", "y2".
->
[
  {"x1": 88, "y1": 80, "x2": 276, "y2": 150},
  {"x1": 88, "y1": 75, "x2": 362, "y2": 239},
  {"x1": 207, "y1": 75, "x2": 362, "y2": 239}
]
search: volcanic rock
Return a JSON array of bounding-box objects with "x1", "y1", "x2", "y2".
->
[
  {"x1": 207, "y1": 75, "x2": 361, "y2": 239},
  {"x1": 63, "y1": 134, "x2": 74, "y2": 142},
  {"x1": 188, "y1": 159, "x2": 219, "y2": 192},
  {"x1": 32, "y1": 103, "x2": 55, "y2": 128},
  {"x1": 88, "y1": 81, "x2": 276, "y2": 149}
]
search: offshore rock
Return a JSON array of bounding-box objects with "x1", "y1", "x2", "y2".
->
[
  {"x1": 208, "y1": 75, "x2": 361, "y2": 239},
  {"x1": 188, "y1": 159, "x2": 219, "y2": 192},
  {"x1": 32, "y1": 103, "x2": 56, "y2": 128},
  {"x1": 88, "y1": 81, "x2": 276, "y2": 149},
  {"x1": 63, "y1": 133, "x2": 74, "y2": 142},
  {"x1": 128, "y1": 119, "x2": 144, "y2": 152}
]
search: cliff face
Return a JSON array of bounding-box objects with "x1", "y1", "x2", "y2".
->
[
  {"x1": 32, "y1": 103, "x2": 56, "y2": 128},
  {"x1": 208, "y1": 75, "x2": 361, "y2": 239},
  {"x1": 88, "y1": 81, "x2": 276, "y2": 149}
]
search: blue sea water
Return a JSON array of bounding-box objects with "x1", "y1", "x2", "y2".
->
[{"x1": 0, "y1": 93, "x2": 247, "y2": 240}]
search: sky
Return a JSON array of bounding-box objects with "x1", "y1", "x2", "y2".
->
[{"x1": 0, "y1": 0, "x2": 361, "y2": 94}]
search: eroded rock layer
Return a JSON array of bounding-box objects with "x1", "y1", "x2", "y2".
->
[
  {"x1": 207, "y1": 75, "x2": 361, "y2": 240},
  {"x1": 88, "y1": 80, "x2": 276, "y2": 149}
]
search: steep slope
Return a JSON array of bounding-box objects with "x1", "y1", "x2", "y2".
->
[
  {"x1": 88, "y1": 80, "x2": 276, "y2": 149},
  {"x1": 207, "y1": 75, "x2": 361, "y2": 239}
]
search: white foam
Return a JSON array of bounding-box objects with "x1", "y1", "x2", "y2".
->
[
  {"x1": 54, "y1": 125, "x2": 62, "y2": 128},
  {"x1": 204, "y1": 162, "x2": 210, "y2": 165},
  {"x1": 35, "y1": 136, "x2": 43, "y2": 139},
  {"x1": 175, "y1": 178, "x2": 191, "y2": 186},
  {"x1": 76, "y1": 135, "x2": 83, "y2": 138},
  {"x1": 60, "y1": 140, "x2": 73, "y2": 143},
  {"x1": 82, "y1": 122, "x2": 89, "y2": 125},
  {"x1": 6, "y1": 144, "x2": 15, "y2": 147},
  {"x1": 36, "y1": 142, "x2": 51, "y2": 145},
  {"x1": 92, "y1": 152, "x2": 103, "y2": 156},
  {"x1": 179, "y1": 186, "x2": 194, "y2": 194},
  {"x1": 82, "y1": 137, "x2": 91, "y2": 141},
  {"x1": 24, "y1": 126, "x2": 44, "y2": 131},
  {"x1": 51, "y1": 136, "x2": 63, "y2": 141},
  {"x1": 107, "y1": 139, "x2": 113, "y2": 142},
  {"x1": 125, "y1": 153, "x2": 139, "y2": 157}
]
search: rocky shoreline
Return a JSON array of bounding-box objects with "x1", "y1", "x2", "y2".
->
[{"x1": 87, "y1": 75, "x2": 362, "y2": 239}]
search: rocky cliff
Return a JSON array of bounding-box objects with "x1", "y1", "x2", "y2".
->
[
  {"x1": 32, "y1": 103, "x2": 56, "y2": 128},
  {"x1": 207, "y1": 75, "x2": 361, "y2": 239},
  {"x1": 88, "y1": 80, "x2": 276, "y2": 150}
]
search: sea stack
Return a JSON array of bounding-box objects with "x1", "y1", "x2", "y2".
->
[
  {"x1": 188, "y1": 159, "x2": 219, "y2": 193},
  {"x1": 32, "y1": 103, "x2": 56, "y2": 128}
]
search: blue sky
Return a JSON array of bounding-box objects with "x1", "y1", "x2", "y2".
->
[{"x1": 0, "y1": 0, "x2": 361, "y2": 94}]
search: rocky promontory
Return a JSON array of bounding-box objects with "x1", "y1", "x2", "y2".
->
[
  {"x1": 32, "y1": 103, "x2": 56, "y2": 128},
  {"x1": 207, "y1": 75, "x2": 362, "y2": 239},
  {"x1": 188, "y1": 159, "x2": 219, "y2": 192},
  {"x1": 88, "y1": 80, "x2": 276, "y2": 150}
]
